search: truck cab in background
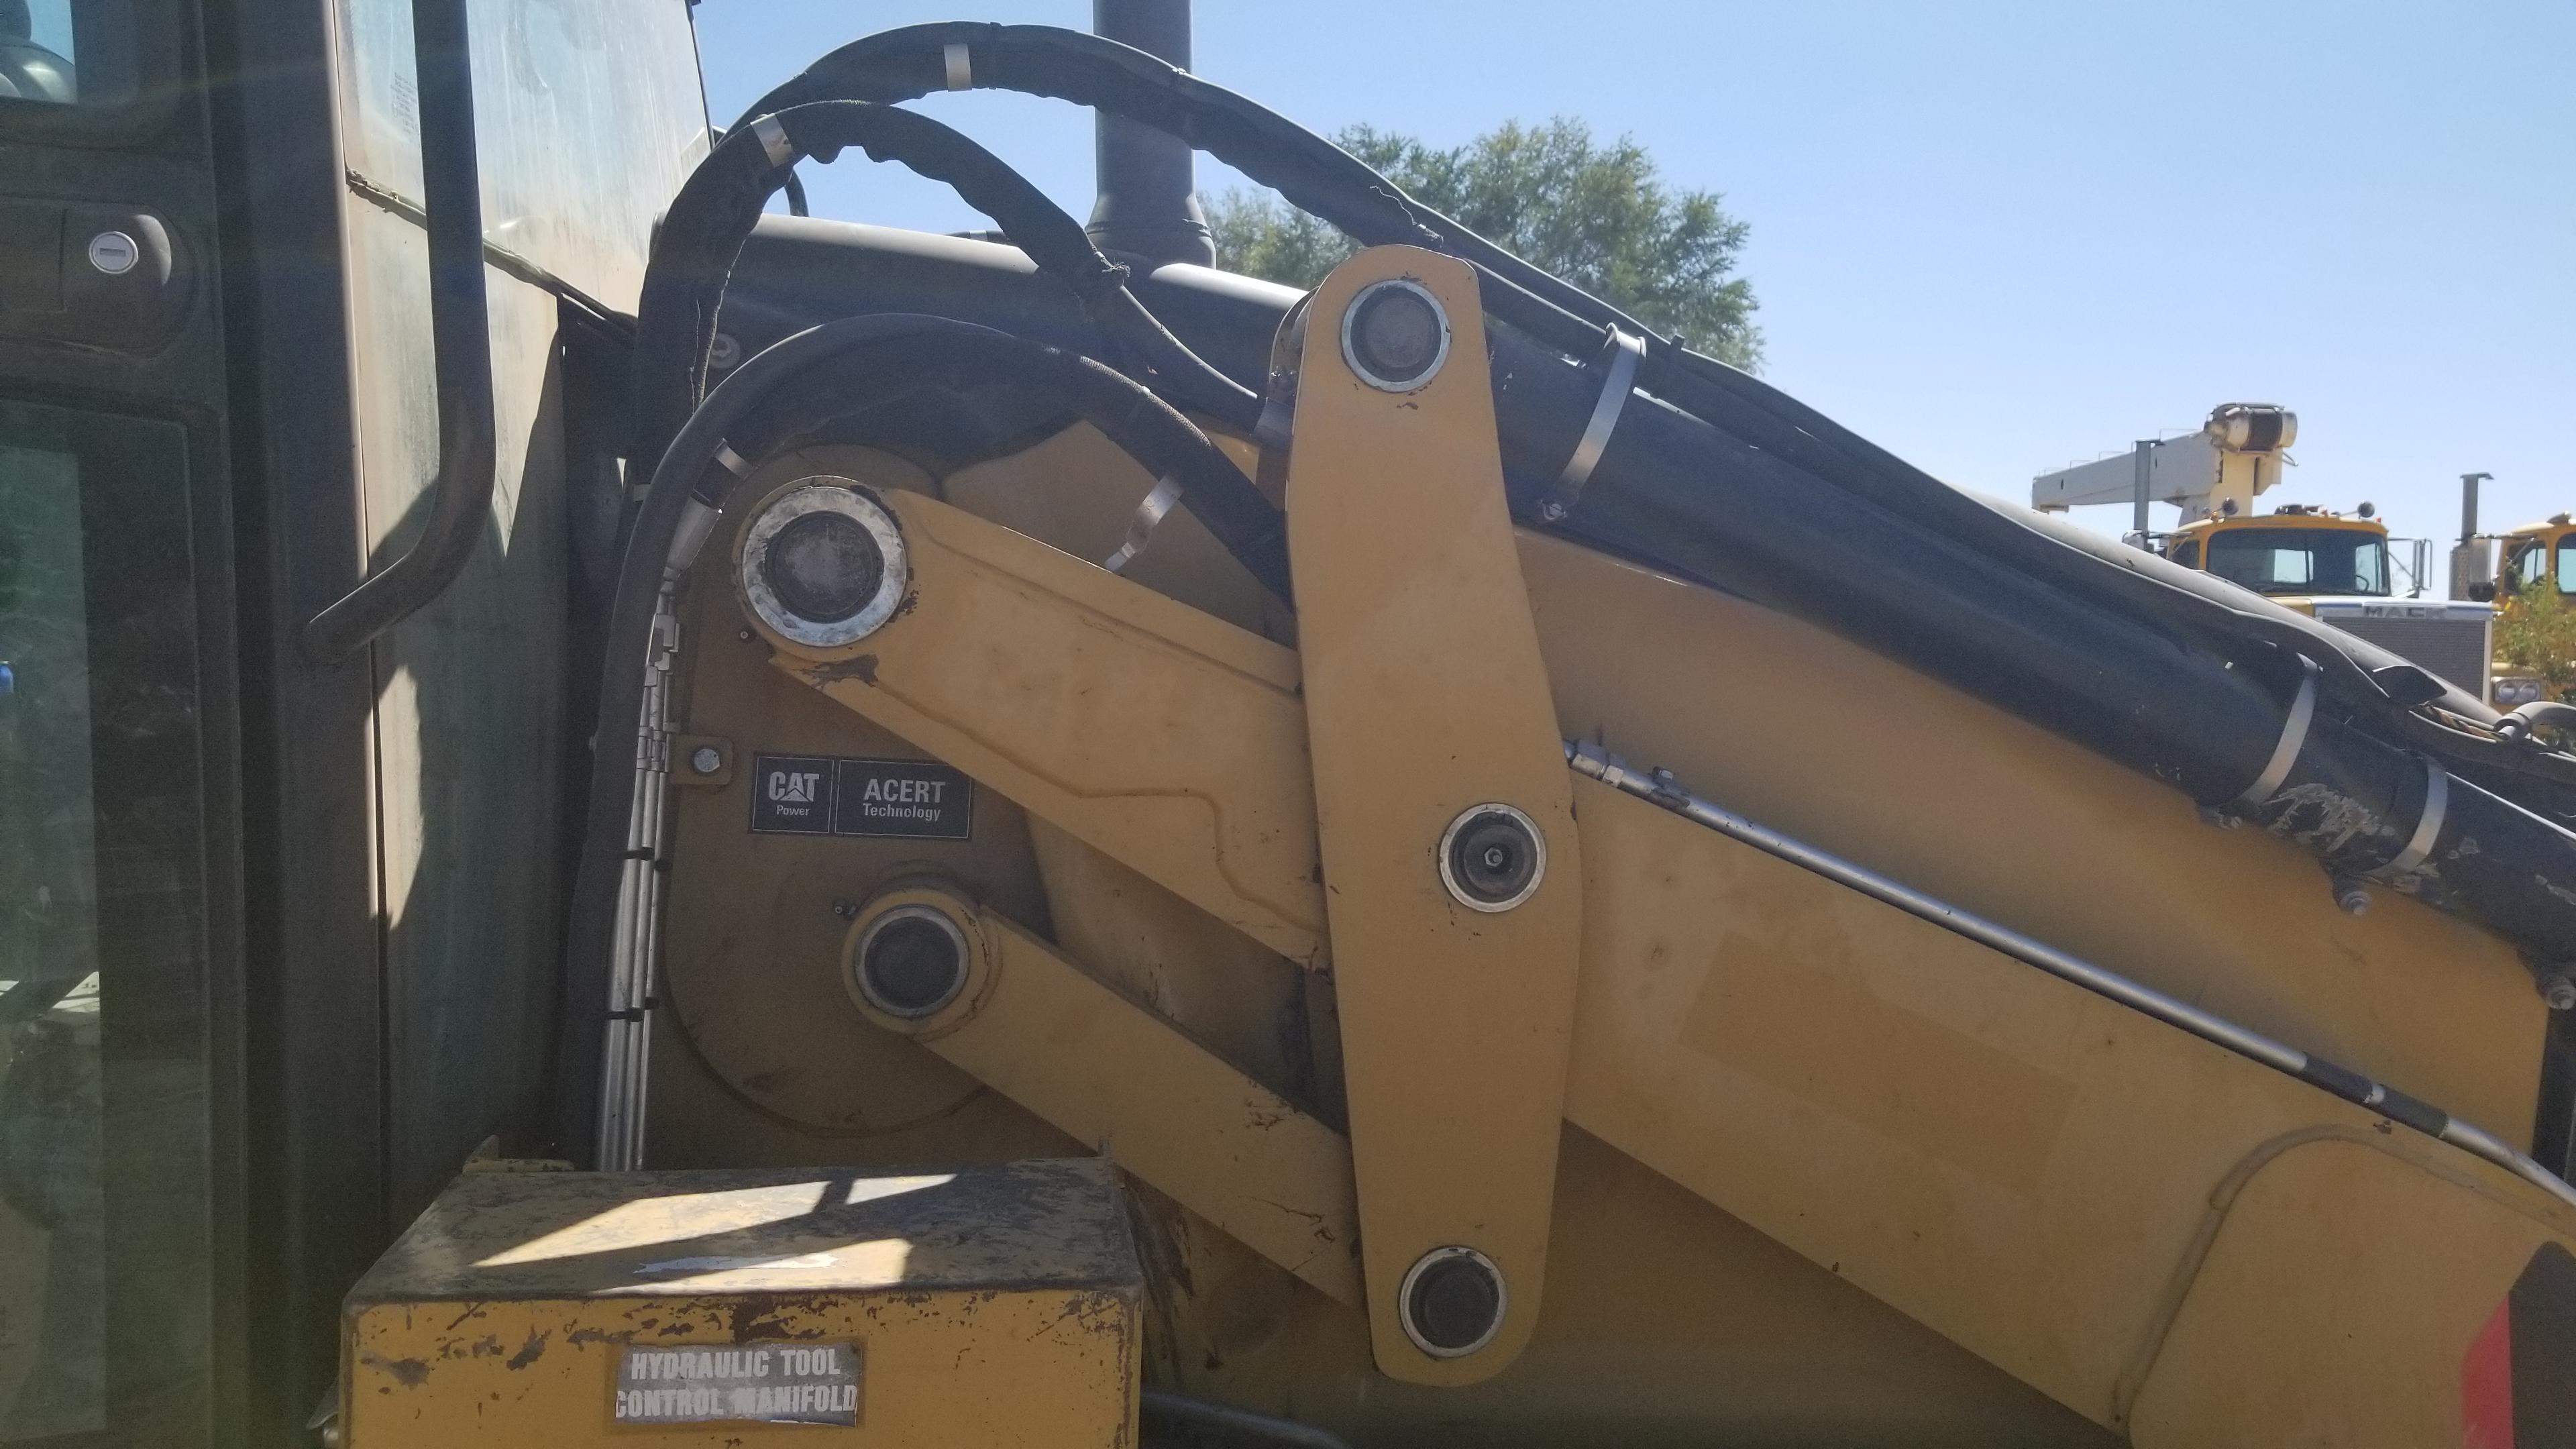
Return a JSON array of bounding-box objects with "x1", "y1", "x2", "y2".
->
[
  {"x1": 2163, "y1": 503, "x2": 2390, "y2": 595},
  {"x1": 2162, "y1": 504, "x2": 2494, "y2": 700},
  {"x1": 2498, "y1": 515, "x2": 2576, "y2": 600},
  {"x1": 2033, "y1": 405, "x2": 2491, "y2": 698},
  {"x1": 2485, "y1": 514, "x2": 2576, "y2": 709}
]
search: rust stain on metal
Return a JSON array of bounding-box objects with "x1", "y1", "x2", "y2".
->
[
  {"x1": 504, "y1": 1329, "x2": 549, "y2": 1370},
  {"x1": 362, "y1": 1352, "x2": 431, "y2": 1387},
  {"x1": 727, "y1": 1296, "x2": 828, "y2": 1342}
]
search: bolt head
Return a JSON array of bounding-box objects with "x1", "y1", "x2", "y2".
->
[
  {"x1": 1399, "y1": 1246, "x2": 1507, "y2": 1358},
  {"x1": 2544, "y1": 975, "x2": 2576, "y2": 1012},
  {"x1": 1341, "y1": 279, "x2": 1450, "y2": 391},
  {"x1": 854, "y1": 904, "x2": 971, "y2": 1018},
  {"x1": 1438, "y1": 804, "x2": 1546, "y2": 912},
  {"x1": 688, "y1": 745, "x2": 724, "y2": 775},
  {"x1": 87, "y1": 230, "x2": 140, "y2": 276}
]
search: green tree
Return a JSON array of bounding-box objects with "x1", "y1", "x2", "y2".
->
[
  {"x1": 2496, "y1": 583, "x2": 2576, "y2": 704},
  {"x1": 1208, "y1": 117, "x2": 1762, "y2": 370}
]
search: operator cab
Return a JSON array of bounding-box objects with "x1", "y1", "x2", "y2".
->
[
  {"x1": 2165, "y1": 503, "x2": 2392, "y2": 598},
  {"x1": 2496, "y1": 513, "x2": 2576, "y2": 597}
]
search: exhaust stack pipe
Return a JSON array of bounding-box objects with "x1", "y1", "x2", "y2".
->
[
  {"x1": 2453, "y1": 471, "x2": 2493, "y2": 600},
  {"x1": 1088, "y1": 0, "x2": 1215, "y2": 267}
]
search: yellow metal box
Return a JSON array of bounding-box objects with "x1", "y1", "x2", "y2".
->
[{"x1": 341, "y1": 1158, "x2": 1141, "y2": 1446}]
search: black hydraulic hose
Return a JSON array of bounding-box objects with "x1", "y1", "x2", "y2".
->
[
  {"x1": 561, "y1": 313, "x2": 966, "y2": 1159},
  {"x1": 698, "y1": 221, "x2": 2576, "y2": 969},
  {"x1": 733, "y1": 23, "x2": 1625, "y2": 335},
  {"x1": 632, "y1": 97, "x2": 1255, "y2": 492},
  {"x1": 684, "y1": 329, "x2": 1289, "y2": 594},
  {"x1": 554, "y1": 313, "x2": 1283, "y2": 1161},
  {"x1": 734, "y1": 22, "x2": 2576, "y2": 810},
  {"x1": 713, "y1": 119, "x2": 810, "y2": 217},
  {"x1": 2502, "y1": 702, "x2": 2576, "y2": 745},
  {"x1": 300, "y1": 0, "x2": 495, "y2": 661},
  {"x1": 1477, "y1": 318, "x2": 2576, "y2": 964},
  {"x1": 1506, "y1": 374, "x2": 2297, "y2": 804}
]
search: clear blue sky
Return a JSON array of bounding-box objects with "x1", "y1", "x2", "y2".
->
[{"x1": 692, "y1": 1, "x2": 2573, "y2": 557}]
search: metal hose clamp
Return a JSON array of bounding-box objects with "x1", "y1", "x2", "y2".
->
[
  {"x1": 1102, "y1": 474, "x2": 1183, "y2": 575},
  {"x1": 2370, "y1": 755, "x2": 2449, "y2": 880},
  {"x1": 1537, "y1": 327, "x2": 1644, "y2": 522},
  {"x1": 751, "y1": 114, "x2": 794, "y2": 169},
  {"x1": 2236, "y1": 657, "x2": 2320, "y2": 808},
  {"x1": 944, "y1": 43, "x2": 973, "y2": 92}
]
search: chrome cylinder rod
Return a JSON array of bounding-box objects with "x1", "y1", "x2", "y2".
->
[{"x1": 1565, "y1": 739, "x2": 2576, "y2": 1214}]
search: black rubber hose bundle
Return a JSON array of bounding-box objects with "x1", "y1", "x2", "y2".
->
[
  {"x1": 569, "y1": 95, "x2": 1285, "y2": 1161},
  {"x1": 732, "y1": 23, "x2": 2576, "y2": 808},
  {"x1": 1484, "y1": 332, "x2": 2575, "y2": 954},
  {"x1": 689, "y1": 327, "x2": 1288, "y2": 594},
  {"x1": 631, "y1": 96, "x2": 1258, "y2": 490},
  {"x1": 706, "y1": 19, "x2": 2576, "y2": 963}
]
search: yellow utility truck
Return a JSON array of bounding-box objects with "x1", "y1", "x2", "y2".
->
[
  {"x1": 2436, "y1": 474, "x2": 2567, "y2": 710},
  {"x1": 2034, "y1": 403, "x2": 2494, "y2": 698},
  {"x1": 4, "y1": 4, "x2": 2576, "y2": 1447},
  {"x1": 2501, "y1": 516, "x2": 2576, "y2": 594},
  {"x1": 2169, "y1": 505, "x2": 2495, "y2": 701},
  {"x1": 2474, "y1": 513, "x2": 2574, "y2": 711}
]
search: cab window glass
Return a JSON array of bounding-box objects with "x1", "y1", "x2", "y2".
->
[
  {"x1": 0, "y1": 2, "x2": 76, "y2": 106},
  {"x1": 0, "y1": 0, "x2": 170, "y2": 130},
  {"x1": 0, "y1": 400, "x2": 213, "y2": 1444},
  {"x1": 2555, "y1": 540, "x2": 2576, "y2": 595},
  {"x1": 2169, "y1": 539, "x2": 2200, "y2": 569},
  {"x1": 2510, "y1": 541, "x2": 2550, "y2": 592},
  {"x1": 2204, "y1": 528, "x2": 2389, "y2": 596}
]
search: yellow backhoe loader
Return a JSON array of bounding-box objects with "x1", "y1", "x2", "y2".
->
[{"x1": 3, "y1": 3, "x2": 2573, "y2": 1446}]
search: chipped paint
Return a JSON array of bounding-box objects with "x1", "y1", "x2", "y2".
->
[
  {"x1": 2263, "y1": 782, "x2": 2394, "y2": 858},
  {"x1": 803, "y1": 653, "x2": 879, "y2": 687},
  {"x1": 361, "y1": 1352, "x2": 431, "y2": 1388}
]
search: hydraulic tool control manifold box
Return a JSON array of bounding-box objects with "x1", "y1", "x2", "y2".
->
[{"x1": 341, "y1": 1158, "x2": 1141, "y2": 1445}]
